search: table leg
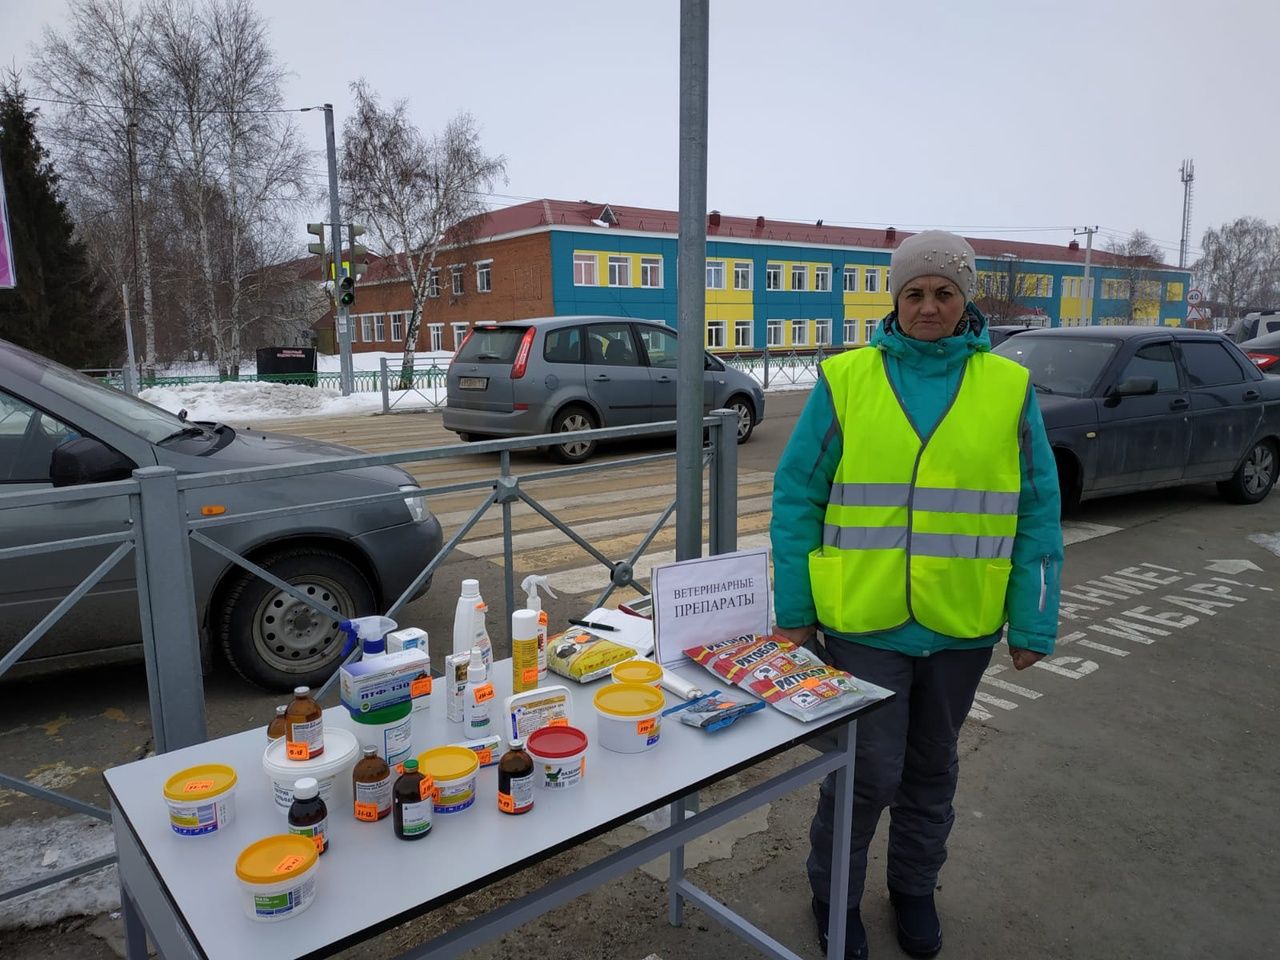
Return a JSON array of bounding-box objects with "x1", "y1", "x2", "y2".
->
[
  {"x1": 120, "y1": 884, "x2": 148, "y2": 960},
  {"x1": 826, "y1": 720, "x2": 856, "y2": 960},
  {"x1": 667, "y1": 791, "x2": 699, "y2": 926}
]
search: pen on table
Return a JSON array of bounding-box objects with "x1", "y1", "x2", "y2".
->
[{"x1": 567, "y1": 618, "x2": 618, "y2": 632}]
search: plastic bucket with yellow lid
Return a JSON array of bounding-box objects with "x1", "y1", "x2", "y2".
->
[
  {"x1": 163, "y1": 764, "x2": 237, "y2": 837},
  {"x1": 593, "y1": 682, "x2": 666, "y2": 754},
  {"x1": 416, "y1": 746, "x2": 479, "y2": 814},
  {"x1": 610, "y1": 659, "x2": 663, "y2": 687},
  {"x1": 235, "y1": 834, "x2": 318, "y2": 922}
]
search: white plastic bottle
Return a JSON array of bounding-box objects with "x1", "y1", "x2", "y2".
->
[
  {"x1": 464, "y1": 648, "x2": 493, "y2": 733},
  {"x1": 453, "y1": 579, "x2": 493, "y2": 667},
  {"x1": 520, "y1": 575, "x2": 557, "y2": 680}
]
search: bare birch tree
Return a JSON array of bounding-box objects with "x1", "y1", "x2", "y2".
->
[
  {"x1": 340, "y1": 81, "x2": 506, "y2": 387},
  {"x1": 1194, "y1": 217, "x2": 1279, "y2": 319},
  {"x1": 1104, "y1": 229, "x2": 1164, "y2": 322}
]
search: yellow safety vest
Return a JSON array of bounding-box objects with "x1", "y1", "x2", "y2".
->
[{"x1": 809, "y1": 347, "x2": 1029, "y2": 639}]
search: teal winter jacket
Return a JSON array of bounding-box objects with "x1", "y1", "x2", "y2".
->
[{"x1": 770, "y1": 307, "x2": 1064, "y2": 656}]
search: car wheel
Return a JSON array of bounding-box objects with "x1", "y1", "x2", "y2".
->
[
  {"x1": 1217, "y1": 439, "x2": 1278, "y2": 505},
  {"x1": 549, "y1": 406, "x2": 598, "y2": 463},
  {"x1": 216, "y1": 548, "x2": 376, "y2": 690},
  {"x1": 726, "y1": 395, "x2": 756, "y2": 444}
]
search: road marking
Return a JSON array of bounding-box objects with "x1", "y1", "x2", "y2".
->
[
  {"x1": 973, "y1": 690, "x2": 1018, "y2": 711},
  {"x1": 980, "y1": 666, "x2": 1043, "y2": 699},
  {"x1": 1076, "y1": 638, "x2": 1130, "y2": 657},
  {"x1": 1061, "y1": 521, "x2": 1123, "y2": 546}
]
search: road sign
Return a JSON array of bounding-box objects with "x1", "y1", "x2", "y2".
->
[{"x1": 1187, "y1": 288, "x2": 1204, "y2": 305}]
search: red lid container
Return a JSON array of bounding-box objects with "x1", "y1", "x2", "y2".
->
[{"x1": 526, "y1": 724, "x2": 588, "y2": 759}]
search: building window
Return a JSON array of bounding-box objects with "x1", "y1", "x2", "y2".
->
[
  {"x1": 390, "y1": 313, "x2": 404, "y2": 342},
  {"x1": 640, "y1": 256, "x2": 663, "y2": 288},
  {"x1": 733, "y1": 261, "x2": 752, "y2": 291},
  {"x1": 574, "y1": 253, "x2": 597, "y2": 286},
  {"x1": 814, "y1": 265, "x2": 832, "y2": 292},
  {"x1": 706, "y1": 259, "x2": 725, "y2": 290},
  {"x1": 450, "y1": 265, "x2": 464, "y2": 296},
  {"x1": 766, "y1": 319, "x2": 783, "y2": 347},
  {"x1": 706, "y1": 321, "x2": 726, "y2": 348},
  {"x1": 608, "y1": 255, "x2": 630, "y2": 286},
  {"x1": 427, "y1": 268, "x2": 440, "y2": 298},
  {"x1": 374, "y1": 314, "x2": 385, "y2": 341},
  {"x1": 843, "y1": 320, "x2": 858, "y2": 343},
  {"x1": 360, "y1": 315, "x2": 373, "y2": 342},
  {"x1": 1166, "y1": 281, "x2": 1184, "y2": 302},
  {"x1": 475, "y1": 260, "x2": 492, "y2": 293},
  {"x1": 815, "y1": 319, "x2": 832, "y2": 345},
  {"x1": 791, "y1": 264, "x2": 807, "y2": 291},
  {"x1": 864, "y1": 318, "x2": 878, "y2": 342},
  {"x1": 734, "y1": 319, "x2": 753, "y2": 348},
  {"x1": 843, "y1": 265, "x2": 858, "y2": 292},
  {"x1": 766, "y1": 262, "x2": 782, "y2": 290},
  {"x1": 429, "y1": 323, "x2": 443, "y2": 352},
  {"x1": 1039, "y1": 275, "x2": 1053, "y2": 297},
  {"x1": 452, "y1": 322, "x2": 469, "y2": 348},
  {"x1": 1102, "y1": 279, "x2": 1131, "y2": 299},
  {"x1": 791, "y1": 319, "x2": 809, "y2": 346},
  {"x1": 864, "y1": 269, "x2": 880, "y2": 294}
]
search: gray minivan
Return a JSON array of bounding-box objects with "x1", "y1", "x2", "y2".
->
[
  {"x1": 443, "y1": 316, "x2": 766, "y2": 462},
  {"x1": 0, "y1": 339, "x2": 443, "y2": 690}
]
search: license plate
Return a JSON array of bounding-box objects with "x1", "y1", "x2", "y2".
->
[{"x1": 458, "y1": 377, "x2": 488, "y2": 390}]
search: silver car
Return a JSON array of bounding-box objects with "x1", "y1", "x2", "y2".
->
[
  {"x1": 0, "y1": 339, "x2": 443, "y2": 690},
  {"x1": 443, "y1": 316, "x2": 766, "y2": 462}
]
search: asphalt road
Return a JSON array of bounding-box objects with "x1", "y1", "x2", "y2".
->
[{"x1": 1, "y1": 389, "x2": 1276, "y2": 959}]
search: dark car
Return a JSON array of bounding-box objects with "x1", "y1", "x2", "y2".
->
[
  {"x1": 993, "y1": 327, "x2": 1280, "y2": 509},
  {"x1": 987, "y1": 325, "x2": 1040, "y2": 347},
  {"x1": 0, "y1": 339, "x2": 444, "y2": 689},
  {"x1": 443, "y1": 316, "x2": 765, "y2": 463},
  {"x1": 1238, "y1": 330, "x2": 1280, "y2": 374}
]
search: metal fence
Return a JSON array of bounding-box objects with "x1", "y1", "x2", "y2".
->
[
  {"x1": 0, "y1": 413, "x2": 740, "y2": 905},
  {"x1": 719, "y1": 344, "x2": 852, "y2": 388}
]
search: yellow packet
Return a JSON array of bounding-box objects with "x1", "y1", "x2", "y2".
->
[{"x1": 546, "y1": 631, "x2": 636, "y2": 683}]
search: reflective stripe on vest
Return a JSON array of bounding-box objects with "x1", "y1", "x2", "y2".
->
[{"x1": 809, "y1": 347, "x2": 1029, "y2": 639}]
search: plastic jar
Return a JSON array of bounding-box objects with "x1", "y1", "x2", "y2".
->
[
  {"x1": 234, "y1": 834, "x2": 318, "y2": 922},
  {"x1": 593, "y1": 682, "x2": 666, "y2": 754},
  {"x1": 262, "y1": 727, "x2": 359, "y2": 814},
  {"x1": 610, "y1": 659, "x2": 663, "y2": 687},
  {"x1": 416, "y1": 746, "x2": 479, "y2": 814},
  {"x1": 526, "y1": 725, "x2": 589, "y2": 789},
  {"x1": 163, "y1": 764, "x2": 237, "y2": 837},
  {"x1": 349, "y1": 701, "x2": 413, "y2": 769}
]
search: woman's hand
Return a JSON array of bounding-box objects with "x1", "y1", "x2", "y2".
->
[
  {"x1": 1010, "y1": 647, "x2": 1045, "y2": 671},
  {"x1": 774, "y1": 624, "x2": 817, "y2": 645}
]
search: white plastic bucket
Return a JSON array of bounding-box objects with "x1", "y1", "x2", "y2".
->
[
  {"x1": 416, "y1": 746, "x2": 480, "y2": 814},
  {"x1": 526, "y1": 725, "x2": 589, "y2": 789},
  {"x1": 235, "y1": 834, "x2": 318, "y2": 922},
  {"x1": 262, "y1": 727, "x2": 358, "y2": 814},
  {"x1": 348, "y1": 701, "x2": 413, "y2": 768},
  {"x1": 163, "y1": 764, "x2": 237, "y2": 837},
  {"x1": 593, "y1": 682, "x2": 665, "y2": 754}
]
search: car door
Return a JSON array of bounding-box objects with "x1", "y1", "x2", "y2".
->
[
  {"x1": 1178, "y1": 338, "x2": 1262, "y2": 480},
  {"x1": 584, "y1": 322, "x2": 651, "y2": 426},
  {"x1": 636, "y1": 324, "x2": 678, "y2": 422},
  {"x1": 1093, "y1": 340, "x2": 1190, "y2": 490}
]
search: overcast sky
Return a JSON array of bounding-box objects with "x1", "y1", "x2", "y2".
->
[{"x1": 2, "y1": 0, "x2": 1276, "y2": 264}]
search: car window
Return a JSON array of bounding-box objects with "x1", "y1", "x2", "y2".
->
[
  {"x1": 637, "y1": 325, "x2": 679, "y2": 369},
  {"x1": 1181, "y1": 341, "x2": 1247, "y2": 387},
  {"x1": 993, "y1": 337, "x2": 1117, "y2": 397},
  {"x1": 1118, "y1": 343, "x2": 1180, "y2": 393},
  {"x1": 455, "y1": 326, "x2": 525, "y2": 364},
  {"x1": 0, "y1": 391, "x2": 81, "y2": 483},
  {"x1": 586, "y1": 323, "x2": 639, "y2": 366},
  {"x1": 542, "y1": 326, "x2": 583, "y2": 364}
]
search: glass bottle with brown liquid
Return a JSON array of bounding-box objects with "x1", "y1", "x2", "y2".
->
[
  {"x1": 284, "y1": 686, "x2": 324, "y2": 759},
  {"x1": 267, "y1": 705, "x2": 288, "y2": 741},
  {"x1": 352, "y1": 746, "x2": 393, "y2": 822},
  {"x1": 392, "y1": 759, "x2": 433, "y2": 840},
  {"x1": 497, "y1": 739, "x2": 534, "y2": 815}
]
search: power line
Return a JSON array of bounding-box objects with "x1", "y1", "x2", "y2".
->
[{"x1": 26, "y1": 94, "x2": 315, "y2": 116}]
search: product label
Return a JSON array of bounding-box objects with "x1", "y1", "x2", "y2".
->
[
  {"x1": 418, "y1": 776, "x2": 435, "y2": 802},
  {"x1": 167, "y1": 798, "x2": 229, "y2": 836},
  {"x1": 182, "y1": 779, "x2": 214, "y2": 793},
  {"x1": 289, "y1": 817, "x2": 328, "y2": 854},
  {"x1": 273, "y1": 855, "x2": 306, "y2": 874},
  {"x1": 252, "y1": 875, "x2": 315, "y2": 918},
  {"x1": 473, "y1": 683, "x2": 495, "y2": 704},
  {"x1": 548, "y1": 716, "x2": 569, "y2": 728},
  {"x1": 355, "y1": 775, "x2": 392, "y2": 819},
  {"x1": 498, "y1": 772, "x2": 535, "y2": 814},
  {"x1": 287, "y1": 716, "x2": 324, "y2": 756},
  {"x1": 285, "y1": 741, "x2": 310, "y2": 761},
  {"x1": 541, "y1": 758, "x2": 585, "y2": 789},
  {"x1": 475, "y1": 748, "x2": 492, "y2": 765},
  {"x1": 410, "y1": 676, "x2": 432, "y2": 697},
  {"x1": 521, "y1": 667, "x2": 538, "y2": 686},
  {"x1": 400, "y1": 798, "x2": 433, "y2": 837},
  {"x1": 636, "y1": 717, "x2": 657, "y2": 735},
  {"x1": 383, "y1": 719, "x2": 413, "y2": 768}
]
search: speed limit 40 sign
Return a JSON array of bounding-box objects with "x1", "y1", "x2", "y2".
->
[{"x1": 1187, "y1": 288, "x2": 1204, "y2": 305}]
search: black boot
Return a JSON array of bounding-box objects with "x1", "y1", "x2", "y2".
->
[
  {"x1": 812, "y1": 896, "x2": 869, "y2": 960},
  {"x1": 888, "y1": 889, "x2": 942, "y2": 958}
]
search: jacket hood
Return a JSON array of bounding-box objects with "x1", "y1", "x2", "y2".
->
[{"x1": 870, "y1": 303, "x2": 992, "y2": 361}]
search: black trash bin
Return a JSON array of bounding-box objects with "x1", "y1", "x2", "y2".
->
[{"x1": 256, "y1": 347, "x2": 318, "y2": 387}]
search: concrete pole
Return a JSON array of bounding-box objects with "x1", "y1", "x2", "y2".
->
[
  {"x1": 675, "y1": 0, "x2": 710, "y2": 562},
  {"x1": 121, "y1": 282, "x2": 138, "y2": 395},
  {"x1": 1075, "y1": 225, "x2": 1098, "y2": 325},
  {"x1": 324, "y1": 105, "x2": 353, "y2": 396}
]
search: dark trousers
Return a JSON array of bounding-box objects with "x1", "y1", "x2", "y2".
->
[{"x1": 807, "y1": 640, "x2": 992, "y2": 908}]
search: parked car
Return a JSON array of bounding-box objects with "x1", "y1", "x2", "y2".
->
[
  {"x1": 0, "y1": 339, "x2": 443, "y2": 690},
  {"x1": 1237, "y1": 329, "x2": 1280, "y2": 374},
  {"x1": 443, "y1": 316, "x2": 766, "y2": 463},
  {"x1": 987, "y1": 324, "x2": 1040, "y2": 347},
  {"x1": 1224, "y1": 310, "x2": 1280, "y2": 343},
  {"x1": 993, "y1": 327, "x2": 1280, "y2": 509}
]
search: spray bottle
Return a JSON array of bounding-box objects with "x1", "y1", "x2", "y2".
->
[
  {"x1": 453, "y1": 579, "x2": 492, "y2": 667},
  {"x1": 464, "y1": 648, "x2": 493, "y2": 734},
  {"x1": 520, "y1": 575, "x2": 557, "y2": 680},
  {"x1": 340, "y1": 616, "x2": 399, "y2": 660}
]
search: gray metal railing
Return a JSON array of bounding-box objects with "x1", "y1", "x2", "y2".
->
[
  {"x1": 379, "y1": 356, "x2": 448, "y2": 412},
  {"x1": 719, "y1": 344, "x2": 853, "y2": 388},
  {"x1": 0, "y1": 411, "x2": 740, "y2": 904}
]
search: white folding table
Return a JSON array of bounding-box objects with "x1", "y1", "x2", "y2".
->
[{"x1": 104, "y1": 660, "x2": 892, "y2": 960}]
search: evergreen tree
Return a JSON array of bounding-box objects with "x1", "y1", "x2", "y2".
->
[{"x1": 0, "y1": 76, "x2": 119, "y2": 367}]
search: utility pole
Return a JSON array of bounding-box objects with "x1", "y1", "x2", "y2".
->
[
  {"x1": 1074, "y1": 226, "x2": 1098, "y2": 325},
  {"x1": 323, "y1": 104, "x2": 353, "y2": 396},
  {"x1": 1179, "y1": 159, "x2": 1195, "y2": 269},
  {"x1": 121, "y1": 282, "x2": 138, "y2": 396}
]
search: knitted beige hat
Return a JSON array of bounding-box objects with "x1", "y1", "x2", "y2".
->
[{"x1": 889, "y1": 230, "x2": 977, "y2": 303}]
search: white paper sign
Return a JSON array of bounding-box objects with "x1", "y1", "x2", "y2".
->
[{"x1": 651, "y1": 548, "x2": 771, "y2": 668}]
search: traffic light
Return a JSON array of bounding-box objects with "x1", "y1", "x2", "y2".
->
[
  {"x1": 337, "y1": 275, "x2": 355, "y2": 306},
  {"x1": 306, "y1": 222, "x2": 325, "y2": 256},
  {"x1": 348, "y1": 224, "x2": 367, "y2": 261}
]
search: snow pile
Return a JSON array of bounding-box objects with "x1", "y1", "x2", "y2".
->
[
  {"x1": 0, "y1": 816, "x2": 118, "y2": 928},
  {"x1": 139, "y1": 381, "x2": 382, "y2": 422}
]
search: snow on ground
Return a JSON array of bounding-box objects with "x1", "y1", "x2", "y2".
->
[{"x1": 0, "y1": 816, "x2": 118, "y2": 928}]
